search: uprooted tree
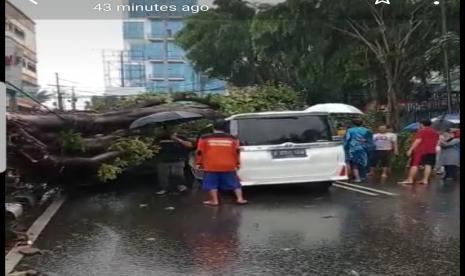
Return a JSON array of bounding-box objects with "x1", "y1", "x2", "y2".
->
[
  {"x1": 7, "y1": 94, "x2": 222, "y2": 186},
  {"x1": 7, "y1": 85, "x2": 301, "y2": 187}
]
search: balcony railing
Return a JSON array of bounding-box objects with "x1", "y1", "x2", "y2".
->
[
  {"x1": 145, "y1": 34, "x2": 175, "y2": 41},
  {"x1": 147, "y1": 57, "x2": 185, "y2": 62},
  {"x1": 148, "y1": 74, "x2": 184, "y2": 80},
  {"x1": 147, "y1": 75, "x2": 164, "y2": 80}
]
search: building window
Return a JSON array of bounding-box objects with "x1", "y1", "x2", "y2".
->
[
  {"x1": 124, "y1": 64, "x2": 144, "y2": 80},
  {"x1": 183, "y1": 64, "x2": 195, "y2": 81},
  {"x1": 147, "y1": 80, "x2": 166, "y2": 92},
  {"x1": 149, "y1": 20, "x2": 183, "y2": 38},
  {"x1": 129, "y1": 44, "x2": 145, "y2": 60},
  {"x1": 152, "y1": 63, "x2": 164, "y2": 78},
  {"x1": 145, "y1": 43, "x2": 163, "y2": 59},
  {"x1": 167, "y1": 63, "x2": 183, "y2": 78},
  {"x1": 14, "y1": 27, "x2": 25, "y2": 40},
  {"x1": 167, "y1": 42, "x2": 184, "y2": 59},
  {"x1": 123, "y1": 22, "x2": 145, "y2": 39},
  {"x1": 150, "y1": 21, "x2": 164, "y2": 38},
  {"x1": 167, "y1": 20, "x2": 184, "y2": 36},
  {"x1": 27, "y1": 62, "x2": 37, "y2": 73}
]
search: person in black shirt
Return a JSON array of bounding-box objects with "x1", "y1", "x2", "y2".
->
[
  {"x1": 155, "y1": 125, "x2": 190, "y2": 195},
  {"x1": 170, "y1": 124, "x2": 213, "y2": 184},
  {"x1": 170, "y1": 123, "x2": 213, "y2": 150}
]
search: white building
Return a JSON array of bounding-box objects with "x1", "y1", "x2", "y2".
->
[
  {"x1": 5, "y1": 0, "x2": 40, "y2": 112},
  {"x1": 5, "y1": 0, "x2": 38, "y2": 92}
]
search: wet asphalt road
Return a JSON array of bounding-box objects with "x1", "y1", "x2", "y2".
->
[{"x1": 17, "y1": 176, "x2": 459, "y2": 276}]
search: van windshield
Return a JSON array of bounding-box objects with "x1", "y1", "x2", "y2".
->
[{"x1": 236, "y1": 115, "x2": 332, "y2": 146}]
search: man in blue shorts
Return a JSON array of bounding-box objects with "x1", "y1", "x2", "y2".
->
[{"x1": 195, "y1": 120, "x2": 247, "y2": 206}]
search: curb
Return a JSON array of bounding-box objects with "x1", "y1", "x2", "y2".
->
[{"x1": 5, "y1": 194, "x2": 67, "y2": 275}]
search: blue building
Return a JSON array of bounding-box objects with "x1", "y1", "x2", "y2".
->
[{"x1": 122, "y1": 0, "x2": 224, "y2": 93}]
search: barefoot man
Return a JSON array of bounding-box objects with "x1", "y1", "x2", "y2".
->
[
  {"x1": 399, "y1": 119, "x2": 439, "y2": 185},
  {"x1": 196, "y1": 119, "x2": 247, "y2": 206}
]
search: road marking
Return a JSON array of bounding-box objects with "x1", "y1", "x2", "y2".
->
[
  {"x1": 335, "y1": 181, "x2": 397, "y2": 196},
  {"x1": 333, "y1": 183, "x2": 378, "y2": 196},
  {"x1": 5, "y1": 194, "x2": 66, "y2": 274}
]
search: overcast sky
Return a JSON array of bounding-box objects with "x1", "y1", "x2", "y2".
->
[
  {"x1": 36, "y1": 20, "x2": 123, "y2": 93},
  {"x1": 34, "y1": 1, "x2": 285, "y2": 92}
]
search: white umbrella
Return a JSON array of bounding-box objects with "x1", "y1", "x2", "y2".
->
[{"x1": 305, "y1": 103, "x2": 364, "y2": 115}]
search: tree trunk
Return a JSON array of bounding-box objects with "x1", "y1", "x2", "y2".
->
[
  {"x1": 7, "y1": 102, "x2": 221, "y2": 134},
  {"x1": 384, "y1": 67, "x2": 399, "y2": 130},
  {"x1": 7, "y1": 101, "x2": 221, "y2": 187}
]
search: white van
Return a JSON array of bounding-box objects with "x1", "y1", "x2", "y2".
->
[{"x1": 189, "y1": 111, "x2": 348, "y2": 189}]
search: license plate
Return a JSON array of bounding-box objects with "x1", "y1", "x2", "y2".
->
[{"x1": 271, "y1": 149, "x2": 307, "y2": 159}]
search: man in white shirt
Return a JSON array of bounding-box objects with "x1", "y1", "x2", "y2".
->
[{"x1": 369, "y1": 125, "x2": 398, "y2": 178}]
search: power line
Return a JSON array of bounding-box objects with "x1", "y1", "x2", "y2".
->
[
  {"x1": 58, "y1": 78, "x2": 80, "y2": 84},
  {"x1": 4, "y1": 81, "x2": 68, "y2": 122}
]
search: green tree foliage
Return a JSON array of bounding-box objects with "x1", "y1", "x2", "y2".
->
[
  {"x1": 97, "y1": 163, "x2": 123, "y2": 182},
  {"x1": 391, "y1": 132, "x2": 412, "y2": 169},
  {"x1": 176, "y1": 0, "x2": 459, "y2": 129},
  {"x1": 250, "y1": 0, "x2": 367, "y2": 104},
  {"x1": 209, "y1": 85, "x2": 302, "y2": 115},
  {"x1": 363, "y1": 110, "x2": 387, "y2": 131},
  {"x1": 97, "y1": 137, "x2": 159, "y2": 182},
  {"x1": 57, "y1": 130, "x2": 86, "y2": 155},
  {"x1": 176, "y1": 0, "x2": 262, "y2": 86},
  {"x1": 326, "y1": 0, "x2": 458, "y2": 128}
]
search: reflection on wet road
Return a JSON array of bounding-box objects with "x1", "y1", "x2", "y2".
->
[{"x1": 17, "y1": 178, "x2": 459, "y2": 275}]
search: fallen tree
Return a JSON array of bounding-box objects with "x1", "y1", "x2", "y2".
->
[
  {"x1": 7, "y1": 98, "x2": 222, "y2": 186},
  {"x1": 7, "y1": 101, "x2": 219, "y2": 134}
]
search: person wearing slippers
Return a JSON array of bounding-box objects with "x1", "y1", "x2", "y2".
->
[
  {"x1": 195, "y1": 119, "x2": 247, "y2": 206},
  {"x1": 398, "y1": 119, "x2": 439, "y2": 185},
  {"x1": 155, "y1": 125, "x2": 190, "y2": 196}
]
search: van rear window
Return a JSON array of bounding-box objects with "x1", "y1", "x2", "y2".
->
[{"x1": 236, "y1": 115, "x2": 332, "y2": 146}]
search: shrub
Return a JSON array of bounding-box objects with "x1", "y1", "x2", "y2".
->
[
  {"x1": 57, "y1": 130, "x2": 85, "y2": 155},
  {"x1": 391, "y1": 132, "x2": 412, "y2": 169}
]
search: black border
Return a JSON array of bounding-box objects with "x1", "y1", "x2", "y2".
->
[{"x1": 2, "y1": 0, "x2": 8, "y2": 268}]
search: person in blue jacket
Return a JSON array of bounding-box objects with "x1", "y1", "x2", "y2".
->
[{"x1": 344, "y1": 118, "x2": 375, "y2": 183}]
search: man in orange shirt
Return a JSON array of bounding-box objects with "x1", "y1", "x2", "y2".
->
[{"x1": 196, "y1": 120, "x2": 247, "y2": 206}]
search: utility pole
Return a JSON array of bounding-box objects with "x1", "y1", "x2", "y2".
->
[
  {"x1": 440, "y1": 0, "x2": 452, "y2": 114},
  {"x1": 120, "y1": 51, "x2": 125, "y2": 87},
  {"x1": 71, "y1": 87, "x2": 77, "y2": 111},
  {"x1": 55, "y1": 72, "x2": 63, "y2": 111}
]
